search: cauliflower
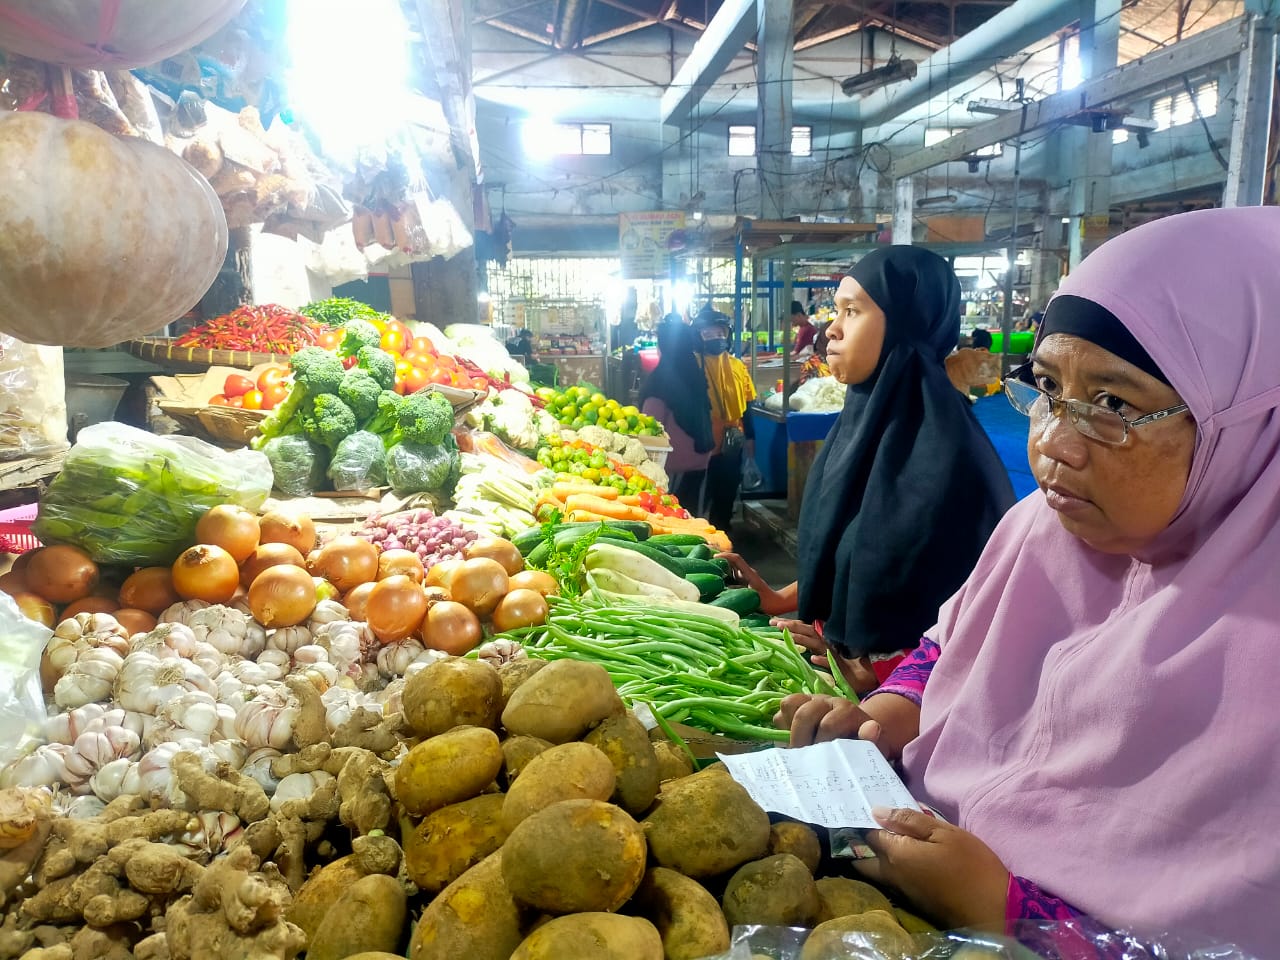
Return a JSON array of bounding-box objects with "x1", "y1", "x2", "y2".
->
[
  {"x1": 479, "y1": 389, "x2": 541, "y2": 451},
  {"x1": 619, "y1": 437, "x2": 649, "y2": 466},
  {"x1": 576, "y1": 425, "x2": 614, "y2": 449},
  {"x1": 637, "y1": 459, "x2": 669, "y2": 490}
]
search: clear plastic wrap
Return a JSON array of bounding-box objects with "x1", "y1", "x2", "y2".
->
[
  {"x1": 0, "y1": 591, "x2": 53, "y2": 769},
  {"x1": 327, "y1": 431, "x2": 387, "y2": 492},
  {"x1": 700, "y1": 923, "x2": 1261, "y2": 960},
  {"x1": 32, "y1": 422, "x2": 271, "y2": 566},
  {"x1": 0, "y1": 334, "x2": 69, "y2": 460},
  {"x1": 262, "y1": 434, "x2": 327, "y2": 498}
]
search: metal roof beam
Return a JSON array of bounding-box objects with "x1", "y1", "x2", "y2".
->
[
  {"x1": 889, "y1": 14, "x2": 1248, "y2": 179},
  {"x1": 661, "y1": 0, "x2": 759, "y2": 125}
]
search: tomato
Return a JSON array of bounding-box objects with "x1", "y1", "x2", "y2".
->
[
  {"x1": 388, "y1": 319, "x2": 413, "y2": 343},
  {"x1": 403, "y1": 366, "x2": 431, "y2": 395},
  {"x1": 208, "y1": 394, "x2": 230, "y2": 406},
  {"x1": 410, "y1": 336, "x2": 436, "y2": 356},
  {"x1": 437, "y1": 354, "x2": 458, "y2": 371},
  {"x1": 263, "y1": 383, "x2": 289, "y2": 409},
  {"x1": 470, "y1": 376, "x2": 489, "y2": 391},
  {"x1": 395, "y1": 359, "x2": 414, "y2": 381},
  {"x1": 241, "y1": 389, "x2": 265, "y2": 410},
  {"x1": 227, "y1": 395, "x2": 245, "y2": 408},
  {"x1": 370, "y1": 316, "x2": 388, "y2": 334},
  {"x1": 342, "y1": 355, "x2": 358, "y2": 370},
  {"x1": 223, "y1": 374, "x2": 255, "y2": 398},
  {"x1": 429, "y1": 368, "x2": 452, "y2": 386},
  {"x1": 403, "y1": 351, "x2": 435, "y2": 371},
  {"x1": 317, "y1": 330, "x2": 342, "y2": 351},
  {"x1": 394, "y1": 376, "x2": 409, "y2": 396},
  {"x1": 257, "y1": 366, "x2": 288, "y2": 392},
  {"x1": 381, "y1": 328, "x2": 407, "y2": 355}
]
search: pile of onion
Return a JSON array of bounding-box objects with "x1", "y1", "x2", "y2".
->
[
  {"x1": 172, "y1": 544, "x2": 239, "y2": 604},
  {"x1": 195, "y1": 505, "x2": 260, "y2": 564},
  {"x1": 309, "y1": 536, "x2": 379, "y2": 594},
  {"x1": 248, "y1": 565, "x2": 317, "y2": 628}
]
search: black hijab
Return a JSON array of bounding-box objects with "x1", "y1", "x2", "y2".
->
[
  {"x1": 796, "y1": 246, "x2": 1016, "y2": 657},
  {"x1": 641, "y1": 319, "x2": 715, "y2": 454}
]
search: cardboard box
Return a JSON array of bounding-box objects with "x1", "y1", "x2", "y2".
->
[{"x1": 150, "y1": 364, "x2": 274, "y2": 448}]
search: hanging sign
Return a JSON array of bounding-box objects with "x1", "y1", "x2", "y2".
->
[{"x1": 619, "y1": 211, "x2": 686, "y2": 279}]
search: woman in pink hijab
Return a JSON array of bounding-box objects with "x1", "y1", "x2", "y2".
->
[{"x1": 776, "y1": 207, "x2": 1280, "y2": 954}]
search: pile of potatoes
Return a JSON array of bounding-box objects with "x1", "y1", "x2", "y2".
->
[{"x1": 366, "y1": 655, "x2": 925, "y2": 960}]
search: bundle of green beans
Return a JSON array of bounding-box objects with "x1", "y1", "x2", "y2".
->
[{"x1": 499, "y1": 596, "x2": 838, "y2": 742}]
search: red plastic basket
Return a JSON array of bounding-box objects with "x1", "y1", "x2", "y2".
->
[{"x1": 0, "y1": 503, "x2": 41, "y2": 555}]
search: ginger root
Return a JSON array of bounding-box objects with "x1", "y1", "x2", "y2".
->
[
  {"x1": 270, "y1": 743, "x2": 331, "y2": 779},
  {"x1": 330, "y1": 707, "x2": 402, "y2": 756},
  {"x1": 173, "y1": 753, "x2": 270, "y2": 824},
  {"x1": 285, "y1": 677, "x2": 328, "y2": 750},
  {"x1": 334, "y1": 748, "x2": 392, "y2": 836},
  {"x1": 351, "y1": 832, "x2": 401, "y2": 877}
]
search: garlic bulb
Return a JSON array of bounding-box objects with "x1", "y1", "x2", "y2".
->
[
  {"x1": 90, "y1": 757, "x2": 137, "y2": 802},
  {"x1": 53, "y1": 647, "x2": 125, "y2": 709},
  {"x1": 0, "y1": 786, "x2": 52, "y2": 849},
  {"x1": 241, "y1": 748, "x2": 283, "y2": 794},
  {"x1": 81, "y1": 708, "x2": 149, "y2": 741},
  {"x1": 56, "y1": 793, "x2": 106, "y2": 819},
  {"x1": 296, "y1": 661, "x2": 339, "y2": 692},
  {"x1": 376, "y1": 639, "x2": 424, "y2": 679},
  {"x1": 130, "y1": 621, "x2": 200, "y2": 658},
  {"x1": 320, "y1": 686, "x2": 358, "y2": 731},
  {"x1": 181, "y1": 810, "x2": 242, "y2": 855},
  {"x1": 45, "y1": 614, "x2": 129, "y2": 681},
  {"x1": 189, "y1": 640, "x2": 227, "y2": 677},
  {"x1": 228, "y1": 595, "x2": 254, "y2": 618},
  {"x1": 270, "y1": 771, "x2": 334, "y2": 812},
  {"x1": 376, "y1": 677, "x2": 407, "y2": 718},
  {"x1": 476, "y1": 638, "x2": 527, "y2": 667},
  {"x1": 156, "y1": 692, "x2": 220, "y2": 739},
  {"x1": 256, "y1": 649, "x2": 291, "y2": 673},
  {"x1": 212, "y1": 670, "x2": 249, "y2": 708},
  {"x1": 185, "y1": 604, "x2": 266, "y2": 659},
  {"x1": 0, "y1": 743, "x2": 71, "y2": 789},
  {"x1": 212, "y1": 703, "x2": 238, "y2": 741},
  {"x1": 64, "y1": 728, "x2": 142, "y2": 793},
  {"x1": 208, "y1": 738, "x2": 249, "y2": 770},
  {"x1": 45, "y1": 703, "x2": 108, "y2": 745},
  {"x1": 293, "y1": 644, "x2": 329, "y2": 665},
  {"x1": 224, "y1": 658, "x2": 282, "y2": 686},
  {"x1": 115, "y1": 652, "x2": 218, "y2": 714},
  {"x1": 159, "y1": 599, "x2": 211, "y2": 625},
  {"x1": 138, "y1": 740, "x2": 206, "y2": 804},
  {"x1": 307, "y1": 599, "x2": 350, "y2": 630},
  {"x1": 266, "y1": 626, "x2": 312, "y2": 657},
  {"x1": 234, "y1": 690, "x2": 298, "y2": 751}
]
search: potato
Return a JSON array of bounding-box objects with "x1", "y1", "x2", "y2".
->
[
  {"x1": 308, "y1": 874, "x2": 406, "y2": 960},
  {"x1": 814, "y1": 876, "x2": 894, "y2": 922},
  {"x1": 501, "y1": 735, "x2": 554, "y2": 787},
  {"x1": 511, "y1": 913, "x2": 663, "y2": 960},
  {"x1": 396, "y1": 726, "x2": 503, "y2": 817},
  {"x1": 722, "y1": 853, "x2": 820, "y2": 928},
  {"x1": 799, "y1": 910, "x2": 917, "y2": 960},
  {"x1": 631, "y1": 867, "x2": 730, "y2": 960},
  {"x1": 409, "y1": 851, "x2": 526, "y2": 960},
  {"x1": 499, "y1": 657, "x2": 547, "y2": 707},
  {"x1": 288, "y1": 855, "x2": 371, "y2": 942},
  {"x1": 768, "y1": 821, "x2": 822, "y2": 874},
  {"x1": 403, "y1": 658, "x2": 503, "y2": 737},
  {"x1": 585, "y1": 713, "x2": 661, "y2": 816},
  {"x1": 502, "y1": 799, "x2": 647, "y2": 914},
  {"x1": 501, "y1": 658, "x2": 623, "y2": 743},
  {"x1": 642, "y1": 773, "x2": 770, "y2": 878},
  {"x1": 405, "y1": 793, "x2": 509, "y2": 894},
  {"x1": 651, "y1": 740, "x2": 695, "y2": 782},
  {"x1": 501, "y1": 741, "x2": 616, "y2": 832}
]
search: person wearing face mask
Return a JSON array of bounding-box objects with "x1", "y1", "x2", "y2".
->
[
  {"x1": 692, "y1": 306, "x2": 756, "y2": 532},
  {"x1": 772, "y1": 208, "x2": 1280, "y2": 956},
  {"x1": 718, "y1": 248, "x2": 1014, "y2": 694}
]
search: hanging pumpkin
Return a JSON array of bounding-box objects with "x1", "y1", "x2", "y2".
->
[
  {"x1": 0, "y1": 111, "x2": 228, "y2": 348},
  {"x1": 0, "y1": 0, "x2": 248, "y2": 70}
]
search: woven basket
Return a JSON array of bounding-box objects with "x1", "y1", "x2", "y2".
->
[
  {"x1": 126, "y1": 338, "x2": 293, "y2": 372},
  {"x1": 155, "y1": 402, "x2": 268, "y2": 447}
]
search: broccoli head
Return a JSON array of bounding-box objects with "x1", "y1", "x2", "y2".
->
[
  {"x1": 299, "y1": 393, "x2": 357, "y2": 451},
  {"x1": 289, "y1": 346, "x2": 345, "y2": 396},
  {"x1": 396, "y1": 390, "x2": 454, "y2": 446},
  {"x1": 357, "y1": 346, "x2": 397, "y2": 390},
  {"x1": 338, "y1": 367, "x2": 382, "y2": 422},
  {"x1": 384, "y1": 440, "x2": 460, "y2": 495},
  {"x1": 339, "y1": 319, "x2": 382, "y2": 358}
]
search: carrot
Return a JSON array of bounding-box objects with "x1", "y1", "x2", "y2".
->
[
  {"x1": 554, "y1": 482, "x2": 616, "y2": 501},
  {"x1": 563, "y1": 494, "x2": 648, "y2": 521}
]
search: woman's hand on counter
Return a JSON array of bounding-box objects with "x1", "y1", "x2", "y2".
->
[
  {"x1": 854, "y1": 807, "x2": 1009, "y2": 933},
  {"x1": 775, "y1": 691, "x2": 921, "y2": 759},
  {"x1": 769, "y1": 619, "x2": 881, "y2": 696}
]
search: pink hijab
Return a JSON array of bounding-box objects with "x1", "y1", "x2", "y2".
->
[{"x1": 901, "y1": 207, "x2": 1280, "y2": 954}]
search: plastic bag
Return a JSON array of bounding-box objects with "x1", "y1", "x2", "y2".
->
[
  {"x1": 262, "y1": 434, "x2": 327, "y2": 497},
  {"x1": 327, "y1": 431, "x2": 388, "y2": 492},
  {"x1": 385, "y1": 440, "x2": 459, "y2": 497},
  {"x1": 742, "y1": 457, "x2": 764, "y2": 492},
  {"x1": 33, "y1": 422, "x2": 271, "y2": 566},
  {"x1": 0, "y1": 334, "x2": 68, "y2": 460},
  {"x1": 0, "y1": 591, "x2": 53, "y2": 769}
]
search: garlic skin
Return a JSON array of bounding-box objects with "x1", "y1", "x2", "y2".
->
[
  {"x1": 256, "y1": 649, "x2": 291, "y2": 673},
  {"x1": 376, "y1": 677, "x2": 407, "y2": 718},
  {"x1": 234, "y1": 689, "x2": 298, "y2": 751},
  {"x1": 53, "y1": 647, "x2": 125, "y2": 709},
  {"x1": 476, "y1": 638, "x2": 527, "y2": 667},
  {"x1": 293, "y1": 644, "x2": 329, "y2": 665},
  {"x1": 0, "y1": 743, "x2": 72, "y2": 789},
  {"x1": 307, "y1": 599, "x2": 350, "y2": 630},
  {"x1": 64, "y1": 728, "x2": 142, "y2": 794},
  {"x1": 156, "y1": 692, "x2": 220, "y2": 740},
  {"x1": 181, "y1": 810, "x2": 242, "y2": 855},
  {"x1": 159, "y1": 599, "x2": 211, "y2": 626},
  {"x1": 266, "y1": 626, "x2": 312, "y2": 658},
  {"x1": 185, "y1": 604, "x2": 267, "y2": 659},
  {"x1": 270, "y1": 771, "x2": 334, "y2": 811},
  {"x1": 45, "y1": 703, "x2": 108, "y2": 745},
  {"x1": 242, "y1": 748, "x2": 283, "y2": 794},
  {"x1": 89, "y1": 757, "x2": 137, "y2": 803}
]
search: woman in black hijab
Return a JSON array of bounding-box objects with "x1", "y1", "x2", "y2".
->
[
  {"x1": 641, "y1": 318, "x2": 716, "y2": 508},
  {"x1": 720, "y1": 247, "x2": 1015, "y2": 692}
]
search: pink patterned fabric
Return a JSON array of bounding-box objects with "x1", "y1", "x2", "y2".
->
[{"x1": 900, "y1": 208, "x2": 1280, "y2": 956}]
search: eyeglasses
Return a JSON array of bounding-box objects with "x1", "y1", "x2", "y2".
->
[{"x1": 1003, "y1": 372, "x2": 1189, "y2": 446}]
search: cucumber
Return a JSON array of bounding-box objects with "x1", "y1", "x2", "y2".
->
[
  {"x1": 655, "y1": 544, "x2": 685, "y2": 558},
  {"x1": 685, "y1": 572, "x2": 725, "y2": 601},
  {"x1": 672, "y1": 556, "x2": 728, "y2": 578},
  {"x1": 526, "y1": 540, "x2": 552, "y2": 568},
  {"x1": 709, "y1": 588, "x2": 761, "y2": 616},
  {"x1": 592, "y1": 538, "x2": 686, "y2": 578},
  {"x1": 710, "y1": 558, "x2": 732, "y2": 578},
  {"x1": 688, "y1": 543, "x2": 715, "y2": 561},
  {"x1": 552, "y1": 525, "x2": 637, "y2": 552},
  {"x1": 646, "y1": 533, "x2": 707, "y2": 548},
  {"x1": 512, "y1": 527, "x2": 545, "y2": 556},
  {"x1": 741, "y1": 613, "x2": 773, "y2": 629}
]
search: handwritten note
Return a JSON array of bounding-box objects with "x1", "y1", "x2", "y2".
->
[{"x1": 716, "y1": 741, "x2": 920, "y2": 829}]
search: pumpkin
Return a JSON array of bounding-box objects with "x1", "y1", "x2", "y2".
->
[
  {"x1": 0, "y1": 112, "x2": 228, "y2": 348},
  {"x1": 0, "y1": 0, "x2": 248, "y2": 70}
]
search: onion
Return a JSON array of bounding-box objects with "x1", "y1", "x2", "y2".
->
[
  {"x1": 448, "y1": 558, "x2": 509, "y2": 618},
  {"x1": 421, "y1": 601, "x2": 483, "y2": 656},
  {"x1": 25, "y1": 544, "x2": 99, "y2": 604},
  {"x1": 309, "y1": 536, "x2": 379, "y2": 593},
  {"x1": 113, "y1": 608, "x2": 158, "y2": 635},
  {"x1": 195, "y1": 505, "x2": 261, "y2": 564},
  {"x1": 491, "y1": 589, "x2": 550, "y2": 633},
  {"x1": 248, "y1": 566, "x2": 317, "y2": 628},
  {"x1": 423, "y1": 585, "x2": 450, "y2": 606},
  {"x1": 343, "y1": 582, "x2": 376, "y2": 622},
  {"x1": 378, "y1": 549, "x2": 425, "y2": 584},
  {"x1": 11, "y1": 591, "x2": 55, "y2": 628},
  {"x1": 171, "y1": 544, "x2": 240, "y2": 604},
  {"x1": 10, "y1": 550, "x2": 34, "y2": 575},
  {"x1": 425, "y1": 558, "x2": 462, "y2": 590},
  {"x1": 508, "y1": 570, "x2": 560, "y2": 598},
  {"x1": 240, "y1": 542, "x2": 307, "y2": 590},
  {"x1": 464, "y1": 537, "x2": 524, "y2": 576},
  {"x1": 117, "y1": 567, "x2": 181, "y2": 615},
  {"x1": 365, "y1": 575, "x2": 428, "y2": 644},
  {"x1": 259, "y1": 511, "x2": 316, "y2": 556},
  {"x1": 59, "y1": 596, "x2": 118, "y2": 619},
  {"x1": 0, "y1": 569, "x2": 29, "y2": 596}
]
